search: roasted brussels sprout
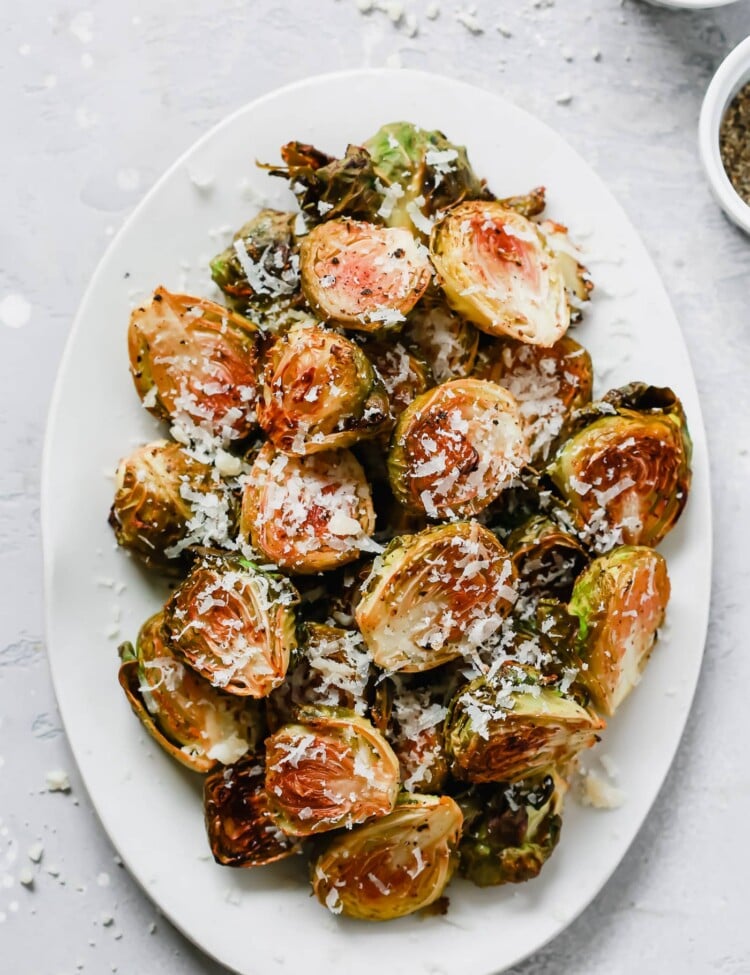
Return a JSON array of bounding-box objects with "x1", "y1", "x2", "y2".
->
[
  {"x1": 356, "y1": 521, "x2": 518, "y2": 673},
  {"x1": 507, "y1": 515, "x2": 589, "y2": 600},
  {"x1": 364, "y1": 121, "x2": 489, "y2": 232},
  {"x1": 474, "y1": 336, "x2": 593, "y2": 464},
  {"x1": 359, "y1": 339, "x2": 433, "y2": 421},
  {"x1": 446, "y1": 664, "x2": 604, "y2": 783},
  {"x1": 209, "y1": 209, "x2": 299, "y2": 308},
  {"x1": 299, "y1": 219, "x2": 432, "y2": 332},
  {"x1": 388, "y1": 379, "x2": 529, "y2": 519},
  {"x1": 163, "y1": 552, "x2": 299, "y2": 698},
  {"x1": 240, "y1": 443, "x2": 377, "y2": 573},
  {"x1": 204, "y1": 756, "x2": 301, "y2": 866},
  {"x1": 547, "y1": 383, "x2": 692, "y2": 550},
  {"x1": 403, "y1": 294, "x2": 479, "y2": 383},
  {"x1": 456, "y1": 770, "x2": 565, "y2": 887},
  {"x1": 429, "y1": 202, "x2": 570, "y2": 346},
  {"x1": 128, "y1": 288, "x2": 261, "y2": 441},
  {"x1": 538, "y1": 220, "x2": 593, "y2": 321},
  {"x1": 568, "y1": 546, "x2": 670, "y2": 715},
  {"x1": 257, "y1": 320, "x2": 391, "y2": 454},
  {"x1": 109, "y1": 440, "x2": 229, "y2": 572},
  {"x1": 389, "y1": 685, "x2": 448, "y2": 794},
  {"x1": 312, "y1": 793, "x2": 462, "y2": 920},
  {"x1": 264, "y1": 142, "x2": 383, "y2": 226},
  {"x1": 497, "y1": 186, "x2": 547, "y2": 220},
  {"x1": 265, "y1": 708, "x2": 400, "y2": 836},
  {"x1": 118, "y1": 612, "x2": 263, "y2": 773}
]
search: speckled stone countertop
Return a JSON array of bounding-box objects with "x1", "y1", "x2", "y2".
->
[{"x1": 2, "y1": 1, "x2": 750, "y2": 972}]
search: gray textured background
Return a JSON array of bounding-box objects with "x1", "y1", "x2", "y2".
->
[{"x1": 2, "y1": 1, "x2": 750, "y2": 972}]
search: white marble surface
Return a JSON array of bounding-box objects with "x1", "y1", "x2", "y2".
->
[{"x1": 2, "y1": 1, "x2": 750, "y2": 972}]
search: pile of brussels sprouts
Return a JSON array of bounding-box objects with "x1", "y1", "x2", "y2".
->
[{"x1": 111, "y1": 122, "x2": 692, "y2": 921}]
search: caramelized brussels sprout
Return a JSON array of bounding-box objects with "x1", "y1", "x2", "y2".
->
[
  {"x1": 240, "y1": 443, "x2": 377, "y2": 573},
  {"x1": 429, "y1": 202, "x2": 570, "y2": 346},
  {"x1": 264, "y1": 142, "x2": 383, "y2": 226},
  {"x1": 109, "y1": 440, "x2": 228, "y2": 572},
  {"x1": 299, "y1": 220, "x2": 431, "y2": 332},
  {"x1": 355, "y1": 521, "x2": 518, "y2": 673},
  {"x1": 568, "y1": 546, "x2": 670, "y2": 715},
  {"x1": 209, "y1": 209, "x2": 299, "y2": 308},
  {"x1": 163, "y1": 552, "x2": 299, "y2": 698},
  {"x1": 497, "y1": 186, "x2": 547, "y2": 220},
  {"x1": 474, "y1": 336, "x2": 593, "y2": 463},
  {"x1": 128, "y1": 288, "x2": 260, "y2": 441},
  {"x1": 547, "y1": 384, "x2": 692, "y2": 550},
  {"x1": 538, "y1": 220, "x2": 593, "y2": 321},
  {"x1": 359, "y1": 340, "x2": 433, "y2": 420},
  {"x1": 118, "y1": 612, "x2": 263, "y2": 773},
  {"x1": 204, "y1": 756, "x2": 301, "y2": 866},
  {"x1": 265, "y1": 708, "x2": 400, "y2": 836},
  {"x1": 446, "y1": 664, "x2": 604, "y2": 783},
  {"x1": 312, "y1": 793, "x2": 463, "y2": 920},
  {"x1": 507, "y1": 515, "x2": 589, "y2": 600},
  {"x1": 389, "y1": 685, "x2": 448, "y2": 794},
  {"x1": 364, "y1": 121, "x2": 489, "y2": 232},
  {"x1": 403, "y1": 294, "x2": 479, "y2": 383},
  {"x1": 456, "y1": 771, "x2": 565, "y2": 887},
  {"x1": 388, "y1": 379, "x2": 529, "y2": 519},
  {"x1": 257, "y1": 320, "x2": 391, "y2": 454}
]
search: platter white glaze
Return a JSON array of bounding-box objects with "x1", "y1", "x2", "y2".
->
[{"x1": 42, "y1": 69, "x2": 711, "y2": 975}]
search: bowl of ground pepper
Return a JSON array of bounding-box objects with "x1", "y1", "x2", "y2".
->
[{"x1": 700, "y1": 35, "x2": 750, "y2": 235}]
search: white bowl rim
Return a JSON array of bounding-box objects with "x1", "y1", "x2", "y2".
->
[{"x1": 699, "y1": 34, "x2": 750, "y2": 235}]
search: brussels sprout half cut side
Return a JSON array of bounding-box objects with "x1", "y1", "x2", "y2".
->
[
  {"x1": 128, "y1": 288, "x2": 261, "y2": 441},
  {"x1": 204, "y1": 756, "x2": 301, "y2": 867},
  {"x1": 446, "y1": 665, "x2": 604, "y2": 783},
  {"x1": 257, "y1": 320, "x2": 391, "y2": 454},
  {"x1": 240, "y1": 443, "x2": 378, "y2": 574},
  {"x1": 300, "y1": 219, "x2": 431, "y2": 332},
  {"x1": 388, "y1": 379, "x2": 529, "y2": 520},
  {"x1": 312, "y1": 793, "x2": 463, "y2": 921},
  {"x1": 118, "y1": 612, "x2": 264, "y2": 773},
  {"x1": 403, "y1": 294, "x2": 479, "y2": 384},
  {"x1": 358, "y1": 339, "x2": 434, "y2": 422},
  {"x1": 109, "y1": 440, "x2": 228, "y2": 573},
  {"x1": 356, "y1": 521, "x2": 518, "y2": 673},
  {"x1": 265, "y1": 708, "x2": 400, "y2": 836},
  {"x1": 568, "y1": 546, "x2": 671, "y2": 715},
  {"x1": 388, "y1": 684, "x2": 449, "y2": 794},
  {"x1": 507, "y1": 514, "x2": 589, "y2": 601},
  {"x1": 430, "y1": 201, "x2": 570, "y2": 347},
  {"x1": 164, "y1": 552, "x2": 300, "y2": 699}
]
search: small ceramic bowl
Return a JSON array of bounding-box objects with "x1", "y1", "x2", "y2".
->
[{"x1": 699, "y1": 35, "x2": 750, "y2": 235}]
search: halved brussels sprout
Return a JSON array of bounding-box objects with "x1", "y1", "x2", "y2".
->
[
  {"x1": 389, "y1": 685, "x2": 448, "y2": 794},
  {"x1": 446, "y1": 664, "x2": 604, "y2": 783},
  {"x1": 257, "y1": 320, "x2": 391, "y2": 454},
  {"x1": 109, "y1": 440, "x2": 229, "y2": 572},
  {"x1": 507, "y1": 515, "x2": 589, "y2": 600},
  {"x1": 429, "y1": 202, "x2": 569, "y2": 346},
  {"x1": 355, "y1": 521, "x2": 518, "y2": 673},
  {"x1": 568, "y1": 546, "x2": 670, "y2": 715},
  {"x1": 364, "y1": 121, "x2": 489, "y2": 232},
  {"x1": 403, "y1": 294, "x2": 479, "y2": 383},
  {"x1": 128, "y1": 288, "x2": 261, "y2": 441},
  {"x1": 547, "y1": 384, "x2": 692, "y2": 550},
  {"x1": 210, "y1": 209, "x2": 299, "y2": 308},
  {"x1": 388, "y1": 379, "x2": 529, "y2": 519},
  {"x1": 312, "y1": 793, "x2": 463, "y2": 921},
  {"x1": 268, "y1": 623, "x2": 373, "y2": 727},
  {"x1": 204, "y1": 756, "x2": 302, "y2": 867},
  {"x1": 299, "y1": 220, "x2": 432, "y2": 332},
  {"x1": 538, "y1": 220, "x2": 593, "y2": 321},
  {"x1": 264, "y1": 707, "x2": 400, "y2": 836},
  {"x1": 456, "y1": 770, "x2": 565, "y2": 887},
  {"x1": 240, "y1": 443, "x2": 377, "y2": 574},
  {"x1": 473, "y1": 336, "x2": 593, "y2": 464},
  {"x1": 263, "y1": 142, "x2": 383, "y2": 226},
  {"x1": 118, "y1": 612, "x2": 263, "y2": 773},
  {"x1": 163, "y1": 552, "x2": 299, "y2": 698},
  {"x1": 358, "y1": 339, "x2": 433, "y2": 421}
]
